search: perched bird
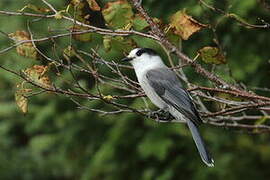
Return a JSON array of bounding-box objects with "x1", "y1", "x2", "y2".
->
[{"x1": 122, "y1": 48, "x2": 214, "y2": 167}]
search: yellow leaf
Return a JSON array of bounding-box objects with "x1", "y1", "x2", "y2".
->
[
  {"x1": 169, "y1": 10, "x2": 207, "y2": 40},
  {"x1": 19, "y1": 4, "x2": 51, "y2": 13},
  {"x1": 103, "y1": 35, "x2": 112, "y2": 52},
  {"x1": 255, "y1": 116, "x2": 270, "y2": 125},
  {"x1": 63, "y1": 45, "x2": 76, "y2": 60},
  {"x1": 86, "y1": 0, "x2": 101, "y2": 11},
  {"x1": 54, "y1": 11, "x2": 64, "y2": 19},
  {"x1": 8, "y1": 31, "x2": 38, "y2": 59},
  {"x1": 103, "y1": 95, "x2": 114, "y2": 101}
]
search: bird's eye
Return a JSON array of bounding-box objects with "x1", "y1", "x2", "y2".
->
[{"x1": 136, "y1": 49, "x2": 144, "y2": 56}]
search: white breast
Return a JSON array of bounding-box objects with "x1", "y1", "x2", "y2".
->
[
  {"x1": 131, "y1": 55, "x2": 190, "y2": 122},
  {"x1": 133, "y1": 58, "x2": 168, "y2": 109},
  {"x1": 138, "y1": 73, "x2": 167, "y2": 109},
  {"x1": 137, "y1": 72, "x2": 186, "y2": 122}
]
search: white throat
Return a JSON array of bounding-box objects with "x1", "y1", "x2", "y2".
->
[{"x1": 131, "y1": 55, "x2": 166, "y2": 80}]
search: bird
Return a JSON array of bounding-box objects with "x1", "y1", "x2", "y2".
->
[{"x1": 122, "y1": 48, "x2": 214, "y2": 167}]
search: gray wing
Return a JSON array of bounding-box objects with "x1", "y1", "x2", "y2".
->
[
  {"x1": 146, "y1": 68, "x2": 214, "y2": 166},
  {"x1": 145, "y1": 68, "x2": 202, "y2": 125}
]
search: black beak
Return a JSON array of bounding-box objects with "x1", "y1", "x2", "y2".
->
[{"x1": 121, "y1": 57, "x2": 133, "y2": 62}]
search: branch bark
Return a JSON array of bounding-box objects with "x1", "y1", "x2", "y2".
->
[{"x1": 0, "y1": 0, "x2": 269, "y2": 133}]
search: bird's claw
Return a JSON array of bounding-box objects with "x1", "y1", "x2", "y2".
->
[{"x1": 148, "y1": 109, "x2": 174, "y2": 122}]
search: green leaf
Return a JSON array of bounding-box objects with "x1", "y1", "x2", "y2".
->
[
  {"x1": 72, "y1": 26, "x2": 92, "y2": 42},
  {"x1": 138, "y1": 132, "x2": 173, "y2": 161},
  {"x1": 255, "y1": 116, "x2": 270, "y2": 125},
  {"x1": 166, "y1": 28, "x2": 182, "y2": 49},
  {"x1": 103, "y1": 35, "x2": 136, "y2": 53},
  {"x1": 132, "y1": 14, "x2": 149, "y2": 31},
  {"x1": 30, "y1": 134, "x2": 56, "y2": 154},
  {"x1": 198, "y1": 46, "x2": 226, "y2": 64},
  {"x1": 227, "y1": 13, "x2": 254, "y2": 28},
  {"x1": 102, "y1": 0, "x2": 133, "y2": 29}
]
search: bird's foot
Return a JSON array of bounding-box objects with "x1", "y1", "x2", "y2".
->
[{"x1": 148, "y1": 109, "x2": 174, "y2": 122}]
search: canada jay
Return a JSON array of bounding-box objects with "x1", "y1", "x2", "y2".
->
[{"x1": 122, "y1": 48, "x2": 214, "y2": 167}]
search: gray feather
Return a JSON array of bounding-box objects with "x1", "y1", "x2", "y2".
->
[
  {"x1": 145, "y1": 68, "x2": 201, "y2": 125},
  {"x1": 145, "y1": 68, "x2": 214, "y2": 167},
  {"x1": 186, "y1": 119, "x2": 214, "y2": 167}
]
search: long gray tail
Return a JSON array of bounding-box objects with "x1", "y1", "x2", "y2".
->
[{"x1": 186, "y1": 120, "x2": 214, "y2": 167}]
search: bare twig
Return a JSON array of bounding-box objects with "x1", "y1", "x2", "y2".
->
[{"x1": 0, "y1": 1, "x2": 270, "y2": 133}]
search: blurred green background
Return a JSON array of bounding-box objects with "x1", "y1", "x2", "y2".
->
[{"x1": 1, "y1": 0, "x2": 270, "y2": 179}]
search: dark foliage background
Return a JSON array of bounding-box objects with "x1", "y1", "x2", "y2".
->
[{"x1": 0, "y1": 0, "x2": 270, "y2": 179}]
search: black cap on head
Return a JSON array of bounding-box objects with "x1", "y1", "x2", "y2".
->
[{"x1": 136, "y1": 48, "x2": 157, "y2": 57}]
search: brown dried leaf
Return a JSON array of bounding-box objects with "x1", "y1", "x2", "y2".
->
[
  {"x1": 15, "y1": 92, "x2": 28, "y2": 114},
  {"x1": 9, "y1": 30, "x2": 30, "y2": 41},
  {"x1": 169, "y1": 10, "x2": 207, "y2": 40},
  {"x1": 14, "y1": 83, "x2": 33, "y2": 114},
  {"x1": 23, "y1": 65, "x2": 52, "y2": 89},
  {"x1": 8, "y1": 31, "x2": 38, "y2": 59},
  {"x1": 70, "y1": 0, "x2": 81, "y2": 6},
  {"x1": 86, "y1": 0, "x2": 101, "y2": 11}
]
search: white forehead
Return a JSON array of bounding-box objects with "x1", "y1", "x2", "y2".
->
[{"x1": 128, "y1": 48, "x2": 140, "y2": 57}]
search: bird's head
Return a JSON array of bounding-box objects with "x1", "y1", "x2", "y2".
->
[{"x1": 122, "y1": 48, "x2": 163, "y2": 69}]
